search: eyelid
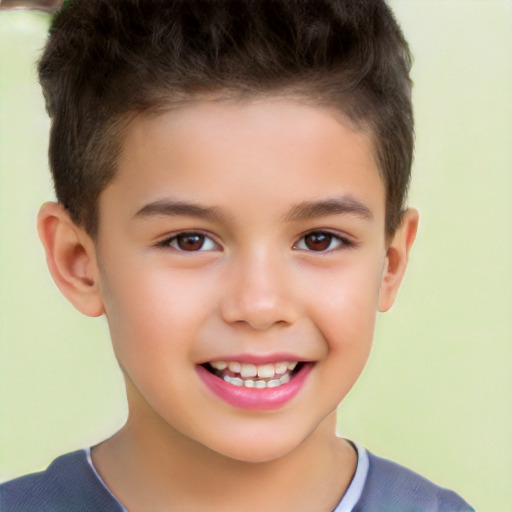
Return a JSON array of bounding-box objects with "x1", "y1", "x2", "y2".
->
[
  {"x1": 154, "y1": 229, "x2": 355, "y2": 253},
  {"x1": 155, "y1": 230, "x2": 222, "y2": 252},
  {"x1": 293, "y1": 230, "x2": 356, "y2": 252}
]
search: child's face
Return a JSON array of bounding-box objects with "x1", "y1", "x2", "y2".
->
[{"x1": 90, "y1": 99, "x2": 398, "y2": 462}]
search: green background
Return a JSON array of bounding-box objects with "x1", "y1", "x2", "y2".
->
[{"x1": 1, "y1": 2, "x2": 510, "y2": 511}]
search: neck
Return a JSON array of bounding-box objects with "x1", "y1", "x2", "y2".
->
[{"x1": 92, "y1": 385, "x2": 357, "y2": 512}]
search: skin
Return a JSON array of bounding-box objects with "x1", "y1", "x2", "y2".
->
[{"x1": 38, "y1": 98, "x2": 418, "y2": 511}]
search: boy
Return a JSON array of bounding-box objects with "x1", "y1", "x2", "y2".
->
[{"x1": 0, "y1": 0, "x2": 474, "y2": 510}]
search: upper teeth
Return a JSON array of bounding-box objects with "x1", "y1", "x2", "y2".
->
[{"x1": 210, "y1": 360, "x2": 297, "y2": 379}]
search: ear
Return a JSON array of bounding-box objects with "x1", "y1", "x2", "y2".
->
[
  {"x1": 37, "y1": 202, "x2": 105, "y2": 317},
  {"x1": 378, "y1": 208, "x2": 419, "y2": 312}
]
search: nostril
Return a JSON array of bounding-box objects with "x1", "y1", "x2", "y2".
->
[{"x1": 221, "y1": 300, "x2": 298, "y2": 331}]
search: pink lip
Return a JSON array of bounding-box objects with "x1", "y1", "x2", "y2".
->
[{"x1": 197, "y1": 362, "x2": 313, "y2": 411}]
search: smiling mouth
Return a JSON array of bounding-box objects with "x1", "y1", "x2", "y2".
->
[{"x1": 202, "y1": 360, "x2": 305, "y2": 389}]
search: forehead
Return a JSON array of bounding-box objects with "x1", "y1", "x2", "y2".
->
[{"x1": 105, "y1": 98, "x2": 385, "y2": 223}]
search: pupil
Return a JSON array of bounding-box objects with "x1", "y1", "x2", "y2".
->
[
  {"x1": 305, "y1": 233, "x2": 331, "y2": 251},
  {"x1": 178, "y1": 233, "x2": 204, "y2": 251}
]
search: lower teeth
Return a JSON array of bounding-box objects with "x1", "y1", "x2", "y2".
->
[{"x1": 223, "y1": 373, "x2": 291, "y2": 388}]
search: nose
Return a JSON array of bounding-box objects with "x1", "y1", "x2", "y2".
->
[{"x1": 220, "y1": 249, "x2": 299, "y2": 331}]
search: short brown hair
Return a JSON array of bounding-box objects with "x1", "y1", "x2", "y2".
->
[{"x1": 38, "y1": 0, "x2": 413, "y2": 237}]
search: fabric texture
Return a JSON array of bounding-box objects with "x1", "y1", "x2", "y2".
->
[
  {"x1": 0, "y1": 451, "x2": 124, "y2": 512},
  {"x1": 0, "y1": 448, "x2": 474, "y2": 512},
  {"x1": 352, "y1": 452, "x2": 474, "y2": 512}
]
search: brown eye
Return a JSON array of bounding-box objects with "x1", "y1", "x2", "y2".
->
[
  {"x1": 303, "y1": 232, "x2": 333, "y2": 251},
  {"x1": 294, "y1": 231, "x2": 348, "y2": 252},
  {"x1": 165, "y1": 232, "x2": 218, "y2": 252},
  {"x1": 177, "y1": 233, "x2": 204, "y2": 251}
]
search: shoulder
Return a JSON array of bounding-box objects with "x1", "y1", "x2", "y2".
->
[
  {"x1": 0, "y1": 450, "x2": 123, "y2": 512},
  {"x1": 354, "y1": 450, "x2": 474, "y2": 512}
]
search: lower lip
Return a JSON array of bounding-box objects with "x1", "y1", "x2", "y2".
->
[{"x1": 197, "y1": 363, "x2": 313, "y2": 411}]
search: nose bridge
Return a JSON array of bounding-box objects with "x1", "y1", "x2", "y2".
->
[{"x1": 221, "y1": 244, "x2": 298, "y2": 330}]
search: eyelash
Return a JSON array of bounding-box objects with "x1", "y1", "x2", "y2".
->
[
  {"x1": 293, "y1": 231, "x2": 355, "y2": 253},
  {"x1": 156, "y1": 231, "x2": 219, "y2": 252},
  {"x1": 156, "y1": 230, "x2": 354, "y2": 253}
]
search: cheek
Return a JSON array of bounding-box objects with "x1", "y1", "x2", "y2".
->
[
  {"x1": 313, "y1": 264, "x2": 381, "y2": 401},
  {"x1": 100, "y1": 262, "x2": 218, "y2": 359},
  {"x1": 307, "y1": 257, "x2": 383, "y2": 351}
]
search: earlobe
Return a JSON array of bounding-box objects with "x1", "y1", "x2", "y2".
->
[
  {"x1": 37, "y1": 202, "x2": 105, "y2": 317},
  {"x1": 378, "y1": 208, "x2": 419, "y2": 312}
]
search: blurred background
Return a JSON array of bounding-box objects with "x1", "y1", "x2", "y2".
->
[
  {"x1": 0, "y1": 2, "x2": 510, "y2": 511},
  {"x1": 0, "y1": 0, "x2": 62, "y2": 13}
]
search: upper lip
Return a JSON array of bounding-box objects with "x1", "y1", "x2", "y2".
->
[{"x1": 199, "y1": 353, "x2": 311, "y2": 365}]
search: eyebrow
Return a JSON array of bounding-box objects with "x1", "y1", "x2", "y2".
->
[
  {"x1": 282, "y1": 196, "x2": 373, "y2": 222},
  {"x1": 134, "y1": 195, "x2": 373, "y2": 223},
  {"x1": 134, "y1": 199, "x2": 227, "y2": 222}
]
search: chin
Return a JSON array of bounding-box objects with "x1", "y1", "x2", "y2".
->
[
  {"x1": 216, "y1": 442, "x2": 297, "y2": 464},
  {"x1": 201, "y1": 424, "x2": 314, "y2": 465}
]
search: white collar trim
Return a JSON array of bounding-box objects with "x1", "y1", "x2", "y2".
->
[
  {"x1": 84, "y1": 447, "x2": 128, "y2": 512},
  {"x1": 332, "y1": 442, "x2": 370, "y2": 512}
]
